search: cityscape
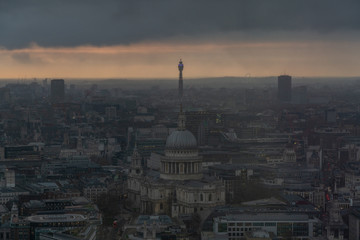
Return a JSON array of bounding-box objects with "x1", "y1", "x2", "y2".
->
[{"x1": 1, "y1": 1, "x2": 360, "y2": 240}]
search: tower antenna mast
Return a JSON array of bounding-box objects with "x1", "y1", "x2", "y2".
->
[{"x1": 178, "y1": 59, "x2": 184, "y2": 101}]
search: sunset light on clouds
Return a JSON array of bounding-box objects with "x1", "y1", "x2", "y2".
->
[
  {"x1": 2, "y1": 36, "x2": 360, "y2": 79},
  {"x1": 1, "y1": 0, "x2": 360, "y2": 79}
]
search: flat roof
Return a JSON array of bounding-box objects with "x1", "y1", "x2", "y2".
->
[
  {"x1": 136, "y1": 215, "x2": 172, "y2": 225},
  {"x1": 26, "y1": 214, "x2": 87, "y2": 223},
  {"x1": 216, "y1": 213, "x2": 310, "y2": 222}
]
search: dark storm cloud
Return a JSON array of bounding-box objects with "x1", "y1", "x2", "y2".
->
[
  {"x1": 11, "y1": 53, "x2": 32, "y2": 64},
  {"x1": 1, "y1": 0, "x2": 360, "y2": 49},
  {"x1": 10, "y1": 52, "x2": 47, "y2": 64}
]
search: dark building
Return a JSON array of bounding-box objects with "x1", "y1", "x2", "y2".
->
[
  {"x1": 349, "y1": 207, "x2": 360, "y2": 240},
  {"x1": 137, "y1": 138, "x2": 166, "y2": 159},
  {"x1": 50, "y1": 79, "x2": 65, "y2": 103},
  {"x1": 278, "y1": 75, "x2": 292, "y2": 102},
  {"x1": 185, "y1": 111, "x2": 217, "y2": 146},
  {"x1": 0, "y1": 87, "x2": 11, "y2": 104},
  {"x1": 1, "y1": 145, "x2": 42, "y2": 161},
  {"x1": 325, "y1": 108, "x2": 337, "y2": 123},
  {"x1": 208, "y1": 164, "x2": 250, "y2": 203}
]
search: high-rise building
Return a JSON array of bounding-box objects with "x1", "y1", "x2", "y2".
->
[
  {"x1": 277, "y1": 75, "x2": 292, "y2": 102},
  {"x1": 178, "y1": 59, "x2": 184, "y2": 100},
  {"x1": 50, "y1": 79, "x2": 65, "y2": 103}
]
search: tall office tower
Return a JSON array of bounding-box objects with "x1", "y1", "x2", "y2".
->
[
  {"x1": 51, "y1": 79, "x2": 65, "y2": 103},
  {"x1": 277, "y1": 75, "x2": 292, "y2": 102},
  {"x1": 178, "y1": 59, "x2": 184, "y2": 100}
]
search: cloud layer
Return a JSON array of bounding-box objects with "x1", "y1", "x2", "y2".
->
[
  {"x1": 1, "y1": 39, "x2": 360, "y2": 78},
  {"x1": 1, "y1": 1, "x2": 360, "y2": 78},
  {"x1": 1, "y1": 0, "x2": 360, "y2": 48}
]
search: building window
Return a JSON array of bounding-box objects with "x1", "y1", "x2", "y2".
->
[
  {"x1": 200, "y1": 193, "x2": 203, "y2": 201},
  {"x1": 293, "y1": 223, "x2": 309, "y2": 236},
  {"x1": 265, "y1": 222, "x2": 276, "y2": 226},
  {"x1": 160, "y1": 203, "x2": 163, "y2": 210},
  {"x1": 253, "y1": 222, "x2": 264, "y2": 226},
  {"x1": 218, "y1": 223, "x2": 227, "y2": 232},
  {"x1": 209, "y1": 193, "x2": 212, "y2": 202},
  {"x1": 277, "y1": 222, "x2": 292, "y2": 237}
]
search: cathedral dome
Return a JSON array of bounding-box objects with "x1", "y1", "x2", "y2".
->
[{"x1": 165, "y1": 130, "x2": 197, "y2": 149}]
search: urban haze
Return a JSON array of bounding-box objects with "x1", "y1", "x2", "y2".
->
[{"x1": 0, "y1": 1, "x2": 360, "y2": 240}]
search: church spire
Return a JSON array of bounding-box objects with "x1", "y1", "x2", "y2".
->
[
  {"x1": 132, "y1": 133, "x2": 141, "y2": 168},
  {"x1": 130, "y1": 140, "x2": 143, "y2": 176},
  {"x1": 11, "y1": 203, "x2": 18, "y2": 223}
]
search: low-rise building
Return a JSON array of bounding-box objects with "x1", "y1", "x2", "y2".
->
[
  {"x1": 210, "y1": 213, "x2": 322, "y2": 240},
  {"x1": 83, "y1": 183, "x2": 107, "y2": 203},
  {"x1": 0, "y1": 188, "x2": 29, "y2": 205}
]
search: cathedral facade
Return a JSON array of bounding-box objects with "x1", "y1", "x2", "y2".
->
[
  {"x1": 128, "y1": 60, "x2": 225, "y2": 218},
  {"x1": 127, "y1": 108, "x2": 225, "y2": 217}
]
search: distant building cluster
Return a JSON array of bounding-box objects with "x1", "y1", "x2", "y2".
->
[{"x1": 0, "y1": 62, "x2": 359, "y2": 239}]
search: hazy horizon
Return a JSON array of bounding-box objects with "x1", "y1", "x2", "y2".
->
[{"x1": 0, "y1": 75, "x2": 359, "y2": 81}]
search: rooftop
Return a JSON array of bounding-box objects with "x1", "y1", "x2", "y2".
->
[
  {"x1": 26, "y1": 214, "x2": 87, "y2": 223},
  {"x1": 136, "y1": 215, "x2": 172, "y2": 225},
  {"x1": 216, "y1": 213, "x2": 311, "y2": 222}
]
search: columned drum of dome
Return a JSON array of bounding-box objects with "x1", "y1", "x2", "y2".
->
[{"x1": 160, "y1": 147, "x2": 203, "y2": 180}]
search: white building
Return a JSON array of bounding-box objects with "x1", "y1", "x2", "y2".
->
[{"x1": 210, "y1": 213, "x2": 322, "y2": 240}]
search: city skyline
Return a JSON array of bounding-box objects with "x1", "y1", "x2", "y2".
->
[{"x1": 2, "y1": 1, "x2": 360, "y2": 239}]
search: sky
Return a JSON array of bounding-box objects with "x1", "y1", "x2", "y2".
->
[{"x1": 1, "y1": 0, "x2": 360, "y2": 79}]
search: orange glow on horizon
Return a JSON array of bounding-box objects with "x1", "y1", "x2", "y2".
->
[{"x1": 0, "y1": 40, "x2": 360, "y2": 79}]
